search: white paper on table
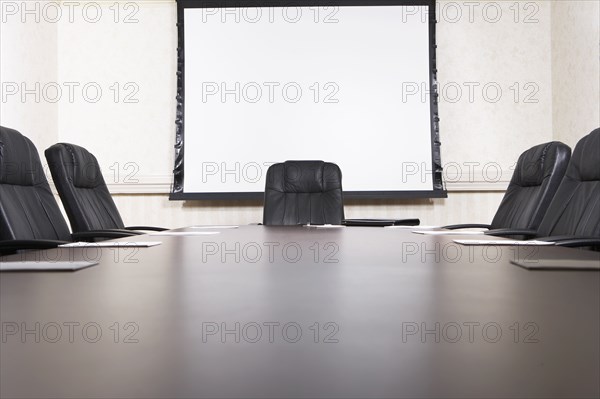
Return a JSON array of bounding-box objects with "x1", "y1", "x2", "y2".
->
[
  {"x1": 304, "y1": 224, "x2": 345, "y2": 228},
  {"x1": 414, "y1": 230, "x2": 486, "y2": 235},
  {"x1": 511, "y1": 258, "x2": 600, "y2": 270},
  {"x1": 190, "y1": 225, "x2": 239, "y2": 229},
  {"x1": 453, "y1": 240, "x2": 555, "y2": 246},
  {"x1": 0, "y1": 261, "x2": 98, "y2": 271},
  {"x1": 59, "y1": 241, "x2": 162, "y2": 248},
  {"x1": 384, "y1": 225, "x2": 439, "y2": 229},
  {"x1": 149, "y1": 231, "x2": 220, "y2": 236}
]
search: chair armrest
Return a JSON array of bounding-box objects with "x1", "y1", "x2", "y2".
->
[
  {"x1": 0, "y1": 239, "x2": 69, "y2": 253},
  {"x1": 125, "y1": 226, "x2": 168, "y2": 232},
  {"x1": 534, "y1": 235, "x2": 578, "y2": 242},
  {"x1": 443, "y1": 223, "x2": 491, "y2": 230},
  {"x1": 342, "y1": 219, "x2": 420, "y2": 227},
  {"x1": 71, "y1": 230, "x2": 140, "y2": 241},
  {"x1": 485, "y1": 228, "x2": 537, "y2": 238}
]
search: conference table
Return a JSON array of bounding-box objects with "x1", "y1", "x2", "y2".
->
[{"x1": 1, "y1": 225, "x2": 599, "y2": 398}]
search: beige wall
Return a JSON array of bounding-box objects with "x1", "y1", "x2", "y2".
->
[
  {"x1": 1, "y1": 1, "x2": 598, "y2": 229},
  {"x1": 438, "y1": 0, "x2": 553, "y2": 168},
  {"x1": 551, "y1": 0, "x2": 600, "y2": 148},
  {"x1": 0, "y1": 1, "x2": 58, "y2": 153},
  {"x1": 111, "y1": 192, "x2": 507, "y2": 228},
  {"x1": 56, "y1": 0, "x2": 177, "y2": 178}
]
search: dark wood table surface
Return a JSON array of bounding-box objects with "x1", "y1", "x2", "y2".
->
[{"x1": 1, "y1": 225, "x2": 599, "y2": 398}]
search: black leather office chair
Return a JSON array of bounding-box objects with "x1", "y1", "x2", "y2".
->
[
  {"x1": 263, "y1": 161, "x2": 344, "y2": 225},
  {"x1": 0, "y1": 126, "x2": 73, "y2": 252},
  {"x1": 487, "y1": 128, "x2": 600, "y2": 247},
  {"x1": 445, "y1": 141, "x2": 571, "y2": 231},
  {"x1": 45, "y1": 143, "x2": 166, "y2": 234},
  {"x1": 0, "y1": 127, "x2": 143, "y2": 254}
]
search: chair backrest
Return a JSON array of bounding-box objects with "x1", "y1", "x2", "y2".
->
[
  {"x1": 263, "y1": 161, "x2": 344, "y2": 225},
  {"x1": 490, "y1": 141, "x2": 571, "y2": 230},
  {"x1": 536, "y1": 128, "x2": 600, "y2": 237},
  {"x1": 45, "y1": 143, "x2": 125, "y2": 232},
  {"x1": 0, "y1": 126, "x2": 71, "y2": 241}
]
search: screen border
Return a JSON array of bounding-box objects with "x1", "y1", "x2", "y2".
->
[{"x1": 171, "y1": 0, "x2": 446, "y2": 200}]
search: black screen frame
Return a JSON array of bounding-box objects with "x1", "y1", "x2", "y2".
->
[{"x1": 171, "y1": 0, "x2": 445, "y2": 200}]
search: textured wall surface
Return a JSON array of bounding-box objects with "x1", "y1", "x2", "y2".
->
[
  {"x1": 551, "y1": 0, "x2": 600, "y2": 148},
  {"x1": 0, "y1": 5, "x2": 58, "y2": 155}
]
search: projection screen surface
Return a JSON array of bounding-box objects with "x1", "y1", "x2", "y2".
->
[{"x1": 173, "y1": 1, "x2": 444, "y2": 199}]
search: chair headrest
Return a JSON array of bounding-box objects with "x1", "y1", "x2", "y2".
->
[
  {"x1": 568, "y1": 128, "x2": 600, "y2": 182},
  {"x1": 284, "y1": 161, "x2": 326, "y2": 192},
  {"x1": 0, "y1": 126, "x2": 47, "y2": 186},
  {"x1": 513, "y1": 141, "x2": 571, "y2": 187},
  {"x1": 266, "y1": 161, "x2": 342, "y2": 193},
  {"x1": 46, "y1": 143, "x2": 103, "y2": 189}
]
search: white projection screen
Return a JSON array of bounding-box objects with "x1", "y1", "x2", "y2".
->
[{"x1": 172, "y1": 0, "x2": 444, "y2": 200}]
